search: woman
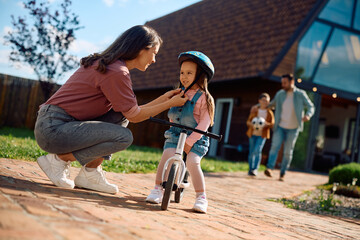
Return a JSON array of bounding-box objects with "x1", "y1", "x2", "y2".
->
[{"x1": 34, "y1": 25, "x2": 188, "y2": 194}]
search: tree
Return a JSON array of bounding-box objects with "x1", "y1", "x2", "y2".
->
[{"x1": 4, "y1": 0, "x2": 83, "y2": 83}]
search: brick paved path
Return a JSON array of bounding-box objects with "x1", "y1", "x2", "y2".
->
[{"x1": 0, "y1": 158, "x2": 359, "y2": 240}]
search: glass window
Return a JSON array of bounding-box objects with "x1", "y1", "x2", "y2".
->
[
  {"x1": 318, "y1": 0, "x2": 353, "y2": 27},
  {"x1": 354, "y1": 0, "x2": 360, "y2": 30},
  {"x1": 313, "y1": 29, "x2": 360, "y2": 94},
  {"x1": 296, "y1": 22, "x2": 331, "y2": 80}
]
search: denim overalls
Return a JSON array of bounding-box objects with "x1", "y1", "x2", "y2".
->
[{"x1": 164, "y1": 90, "x2": 210, "y2": 157}]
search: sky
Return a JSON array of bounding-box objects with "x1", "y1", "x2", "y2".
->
[{"x1": 0, "y1": 0, "x2": 201, "y2": 84}]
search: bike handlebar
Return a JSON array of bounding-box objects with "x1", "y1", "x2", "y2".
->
[{"x1": 149, "y1": 117, "x2": 222, "y2": 142}]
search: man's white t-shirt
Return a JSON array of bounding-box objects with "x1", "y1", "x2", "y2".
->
[{"x1": 279, "y1": 91, "x2": 298, "y2": 129}]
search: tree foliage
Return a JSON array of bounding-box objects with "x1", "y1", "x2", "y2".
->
[{"x1": 4, "y1": 0, "x2": 83, "y2": 82}]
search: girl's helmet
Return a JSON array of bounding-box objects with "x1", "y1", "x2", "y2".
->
[{"x1": 178, "y1": 51, "x2": 215, "y2": 81}]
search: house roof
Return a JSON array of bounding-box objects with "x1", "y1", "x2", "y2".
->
[{"x1": 130, "y1": 0, "x2": 323, "y2": 90}]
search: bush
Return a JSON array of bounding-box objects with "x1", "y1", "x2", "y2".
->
[
  {"x1": 328, "y1": 163, "x2": 360, "y2": 186},
  {"x1": 334, "y1": 185, "x2": 360, "y2": 198}
]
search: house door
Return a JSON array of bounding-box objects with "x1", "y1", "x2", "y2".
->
[{"x1": 208, "y1": 98, "x2": 233, "y2": 157}]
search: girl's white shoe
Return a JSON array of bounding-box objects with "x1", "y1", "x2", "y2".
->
[
  {"x1": 193, "y1": 194, "x2": 208, "y2": 213},
  {"x1": 146, "y1": 187, "x2": 164, "y2": 204}
]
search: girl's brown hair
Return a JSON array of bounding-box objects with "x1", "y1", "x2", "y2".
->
[{"x1": 80, "y1": 25, "x2": 162, "y2": 73}]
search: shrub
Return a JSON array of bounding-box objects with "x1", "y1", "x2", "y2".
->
[
  {"x1": 334, "y1": 185, "x2": 360, "y2": 198},
  {"x1": 328, "y1": 163, "x2": 360, "y2": 186}
]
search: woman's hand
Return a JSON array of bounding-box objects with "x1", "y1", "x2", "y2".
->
[
  {"x1": 169, "y1": 91, "x2": 188, "y2": 107},
  {"x1": 184, "y1": 143, "x2": 191, "y2": 154},
  {"x1": 163, "y1": 88, "x2": 182, "y2": 100},
  {"x1": 127, "y1": 91, "x2": 187, "y2": 123}
]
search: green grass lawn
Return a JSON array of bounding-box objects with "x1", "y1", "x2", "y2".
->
[{"x1": 0, "y1": 127, "x2": 258, "y2": 174}]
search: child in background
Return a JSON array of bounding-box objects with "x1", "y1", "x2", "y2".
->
[
  {"x1": 146, "y1": 51, "x2": 215, "y2": 213},
  {"x1": 246, "y1": 93, "x2": 274, "y2": 176}
]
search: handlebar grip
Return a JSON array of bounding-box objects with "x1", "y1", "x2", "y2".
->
[{"x1": 206, "y1": 132, "x2": 222, "y2": 141}]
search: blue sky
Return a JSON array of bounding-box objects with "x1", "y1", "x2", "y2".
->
[{"x1": 0, "y1": 0, "x2": 201, "y2": 83}]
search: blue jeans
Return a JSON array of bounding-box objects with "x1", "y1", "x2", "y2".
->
[
  {"x1": 266, "y1": 126, "x2": 300, "y2": 175},
  {"x1": 248, "y1": 136, "x2": 266, "y2": 171}
]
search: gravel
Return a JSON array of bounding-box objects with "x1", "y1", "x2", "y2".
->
[{"x1": 282, "y1": 189, "x2": 360, "y2": 220}]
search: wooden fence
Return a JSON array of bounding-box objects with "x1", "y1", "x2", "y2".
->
[{"x1": 0, "y1": 74, "x2": 60, "y2": 129}]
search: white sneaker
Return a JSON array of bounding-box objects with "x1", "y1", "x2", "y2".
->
[
  {"x1": 74, "y1": 166, "x2": 118, "y2": 194},
  {"x1": 193, "y1": 194, "x2": 208, "y2": 213},
  {"x1": 37, "y1": 154, "x2": 74, "y2": 189},
  {"x1": 146, "y1": 187, "x2": 164, "y2": 204}
]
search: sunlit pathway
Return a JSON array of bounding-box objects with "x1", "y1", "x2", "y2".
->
[{"x1": 0, "y1": 158, "x2": 359, "y2": 239}]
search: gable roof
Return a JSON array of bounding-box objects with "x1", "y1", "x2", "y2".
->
[{"x1": 131, "y1": 0, "x2": 324, "y2": 90}]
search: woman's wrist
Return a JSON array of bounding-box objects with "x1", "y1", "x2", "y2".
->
[{"x1": 160, "y1": 93, "x2": 168, "y2": 101}]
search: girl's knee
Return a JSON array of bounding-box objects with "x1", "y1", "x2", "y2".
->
[
  {"x1": 186, "y1": 154, "x2": 201, "y2": 171},
  {"x1": 187, "y1": 159, "x2": 200, "y2": 169}
]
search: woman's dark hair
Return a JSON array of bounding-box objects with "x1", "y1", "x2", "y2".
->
[{"x1": 80, "y1": 25, "x2": 162, "y2": 73}]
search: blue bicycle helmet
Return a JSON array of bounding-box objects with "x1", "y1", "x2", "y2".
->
[{"x1": 178, "y1": 51, "x2": 215, "y2": 81}]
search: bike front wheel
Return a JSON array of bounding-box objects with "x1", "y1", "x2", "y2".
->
[{"x1": 161, "y1": 163, "x2": 178, "y2": 210}]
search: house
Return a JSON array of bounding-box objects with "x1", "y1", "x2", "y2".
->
[{"x1": 128, "y1": 0, "x2": 360, "y2": 172}]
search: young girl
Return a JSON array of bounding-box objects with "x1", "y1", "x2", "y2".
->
[
  {"x1": 146, "y1": 51, "x2": 215, "y2": 213},
  {"x1": 246, "y1": 93, "x2": 274, "y2": 176}
]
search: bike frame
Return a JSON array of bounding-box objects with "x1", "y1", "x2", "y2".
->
[{"x1": 161, "y1": 129, "x2": 188, "y2": 189}]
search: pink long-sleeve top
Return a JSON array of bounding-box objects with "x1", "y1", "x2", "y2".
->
[{"x1": 182, "y1": 88, "x2": 211, "y2": 147}]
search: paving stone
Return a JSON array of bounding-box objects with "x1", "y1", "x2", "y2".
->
[
  {"x1": 0, "y1": 158, "x2": 359, "y2": 240},
  {"x1": 0, "y1": 209, "x2": 58, "y2": 240}
]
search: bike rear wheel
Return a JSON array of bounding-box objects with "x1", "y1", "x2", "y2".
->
[
  {"x1": 174, "y1": 188, "x2": 184, "y2": 203},
  {"x1": 175, "y1": 171, "x2": 189, "y2": 203},
  {"x1": 161, "y1": 163, "x2": 178, "y2": 210}
]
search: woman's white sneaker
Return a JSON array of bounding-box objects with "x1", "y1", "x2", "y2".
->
[
  {"x1": 37, "y1": 154, "x2": 75, "y2": 189},
  {"x1": 74, "y1": 166, "x2": 118, "y2": 194},
  {"x1": 193, "y1": 194, "x2": 208, "y2": 213},
  {"x1": 146, "y1": 187, "x2": 164, "y2": 204}
]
